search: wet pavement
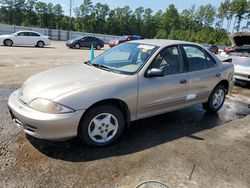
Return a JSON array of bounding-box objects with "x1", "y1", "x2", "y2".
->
[
  {"x1": 1, "y1": 41, "x2": 250, "y2": 188},
  {"x1": 0, "y1": 83, "x2": 250, "y2": 188}
]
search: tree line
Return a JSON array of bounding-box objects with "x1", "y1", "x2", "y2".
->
[{"x1": 1, "y1": 0, "x2": 250, "y2": 45}]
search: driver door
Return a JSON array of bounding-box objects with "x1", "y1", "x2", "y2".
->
[
  {"x1": 14, "y1": 32, "x2": 29, "y2": 45},
  {"x1": 137, "y1": 45, "x2": 188, "y2": 119}
]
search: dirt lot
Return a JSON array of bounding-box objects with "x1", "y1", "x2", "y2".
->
[{"x1": 0, "y1": 41, "x2": 250, "y2": 188}]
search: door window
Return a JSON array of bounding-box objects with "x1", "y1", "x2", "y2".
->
[
  {"x1": 29, "y1": 32, "x2": 40, "y2": 37},
  {"x1": 152, "y1": 46, "x2": 183, "y2": 75},
  {"x1": 183, "y1": 46, "x2": 208, "y2": 71},
  {"x1": 206, "y1": 52, "x2": 217, "y2": 68},
  {"x1": 17, "y1": 32, "x2": 28, "y2": 36}
]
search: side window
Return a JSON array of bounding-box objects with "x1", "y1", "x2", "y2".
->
[
  {"x1": 183, "y1": 45, "x2": 208, "y2": 71},
  {"x1": 152, "y1": 46, "x2": 183, "y2": 75},
  {"x1": 206, "y1": 52, "x2": 217, "y2": 68},
  {"x1": 29, "y1": 32, "x2": 40, "y2": 37},
  {"x1": 17, "y1": 32, "x2": 25, "y2": 36}
]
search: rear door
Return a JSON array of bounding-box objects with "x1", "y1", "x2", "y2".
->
[
  {"x1": 181, "y1": 45, "x2": 221, "y2": 105},
  {"x1": 137, "y1": 45, "x2": 188, "y2": 119},
  {"x1": 28, "y1": 32, "x2": 41, "y2": 45}
]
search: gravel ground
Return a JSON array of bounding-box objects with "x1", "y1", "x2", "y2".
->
[{"x1": 0, "y1": 41, "x2": 250, "y2": 188}]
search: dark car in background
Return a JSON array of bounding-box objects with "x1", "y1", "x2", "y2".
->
[
  {"x1": 109, "y1": 35, "x2": 144, "y2": 47},
  {"x1": 66, "y1": 36, "x2": 104, "y2": 50}
]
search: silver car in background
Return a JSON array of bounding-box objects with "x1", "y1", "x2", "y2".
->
[
  {"x1": 0, "y1": 30, "x2": 50, "y2": 47},
  {"x1": 228, "y1": 32, "x2": 250, "y2": 83},
  {"x1": 8, "y1": 39, "x2": 234, "y2": 146}
]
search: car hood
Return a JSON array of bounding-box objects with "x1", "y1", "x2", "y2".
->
[
  {"x1": 18, "y1": 64, "x2": 123, "y2": 104},
  {"x1": 234, "y1": 64, "x2": 250, "y2": 74},
  {"x1": 0, "y1": 34, "x2": 11, "y2": 38},
  {"x1": 229, "y1": 32, "x2": 250, "y2": 47}
]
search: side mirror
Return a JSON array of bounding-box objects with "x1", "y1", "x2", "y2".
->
[
  {"x1": 146, "y1": 68, "x2": 164, "y2": 78},
  {"x1": 14, "y1": 34, "x2": 17, "y2": 36},
  {"x1": 222, "y1": 58, "x2": 232, "y2": 63}
]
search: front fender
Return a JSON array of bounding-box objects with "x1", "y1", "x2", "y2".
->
[{"x1": 54, "y1": 74, "x2": 139, "y2": 121}]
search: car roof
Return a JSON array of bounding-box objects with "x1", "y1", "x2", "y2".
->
[
  {"x1": 16, "y1": 30, "x2": 42, "y2": 34},
  {"x1": 16, "y1": 30, "x2": 37, "y2": 33},
  {"x1": 129, "y1": 39, "x2": 199, "y2": 47}
]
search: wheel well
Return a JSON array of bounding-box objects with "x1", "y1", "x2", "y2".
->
[
  {"x1": 80, "y1": 99, "x2": 131, "y2": 126},
  {"x1": 216, "y1": 80, "x2": 229, "y2": 94},
  {"x1": 37, "y1": 40, "x2": 44, "y2": 44},
  {"x1": 3, "y1": 39, "x2": 13, "y2": 45}
]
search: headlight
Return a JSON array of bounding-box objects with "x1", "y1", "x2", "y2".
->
[{"x1": 28, "y1": 98, "x2": 75, "y2": 114}]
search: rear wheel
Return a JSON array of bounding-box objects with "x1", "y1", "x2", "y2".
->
[
  {"x1": 37, "y1": 41, "x2": 45, "y2": 48},
  {"x1": 74, "y1": 43, "x2": 80, "y2": 49},
  {"x1": 4, "y1": 39, "x2": 13, "y2": 46},
  {"x1": 78, "y1": 105, "x2": 125, "y2": 146},
  {"x1": 203, "y1": 85, "x2": 226, "y2": 113},
  {"x1": 96, "y1": 44, "x2": 101, "y2": 50}
]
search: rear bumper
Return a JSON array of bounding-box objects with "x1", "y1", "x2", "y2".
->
[{"x1": 8, "y1": 90, "x2": 85, "y2": 140}]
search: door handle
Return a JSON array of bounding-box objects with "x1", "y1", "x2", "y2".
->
[
  {"x1": 179, "y1": 79, "x2": 187, "y2": 84},
  {"x1": 215, "y1": 73, "x2": 221, "y2": 77}
]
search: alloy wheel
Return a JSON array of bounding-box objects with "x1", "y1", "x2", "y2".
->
[
  {"x1": 212, "y1": 89, "x2": 225, "y2": 109},
  {"x1": 88, "y1": 113, "x2": 119, "y2": 143}
]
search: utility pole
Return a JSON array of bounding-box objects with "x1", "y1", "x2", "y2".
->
[{"x1": 69, "y1": 0, "x2": 72, "y2": 31}]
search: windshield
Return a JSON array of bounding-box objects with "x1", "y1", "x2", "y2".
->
[
  {"x1": 72, "y1": 36, "x2": 83, "y2": 40},
  {"x1": 91, "y1": 42, "x2": 158, "y2": 74}
]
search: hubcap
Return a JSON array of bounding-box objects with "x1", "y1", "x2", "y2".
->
[
  {"x1": 6, "y1": 40, "x2": 12, "y2": 46},
  {"x1": 75, "y1": 44, "x2": 80, "y2": 49},
  {"x1": 212, "y1": 89, "x2": 225, "y2": 109},
  {"x1": 88, "y1": 113, "x2": 119, "y2": 143},
  {"x1": 38, "y1": 42, "x2": 43, "y2": 47}
]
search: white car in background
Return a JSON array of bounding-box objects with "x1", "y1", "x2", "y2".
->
[{"x1": 0, "y1": 30, "x2": 50, "y2": 47}]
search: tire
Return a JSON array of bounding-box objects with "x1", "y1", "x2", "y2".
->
[
  {"x1": 78, "y1": 105, "x2": 125, "y2": 147},
  {"x1": 202, "y1": 85, "x2": 226, "y2": 113},
  {"x1": 37, "y1": 41, "x2": 45, "y2": 48},
  {"x1": 74, "y1": 43, "x2": 80, "y2": 49},
  {"x1": 96, "y1": 44, "x2": 101, "y2": 50},
  {"x1": 4, "y1": 39, "x2": 13, "y2": 46}
]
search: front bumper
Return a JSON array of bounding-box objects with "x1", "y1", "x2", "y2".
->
[
  {"x1": 8, "y1": 90, "x2": 85, "y2": 140},
  {"x1": 234, "y1": 73, "x2": 250, "y2": 82},
  {"x1": 66, "y1": 43, "x2": 74, "y2": 48}
]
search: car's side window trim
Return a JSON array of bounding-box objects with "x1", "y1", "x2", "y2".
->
[
  {"x1": 204, "y1": 50, "x2": 218, "y2": 68},
  {"x1": 180, "y1": 44, "x2": 217, "y2": 72},
  {"x1": 145, "y1": 45, "x2": 186, "y2": 77}
]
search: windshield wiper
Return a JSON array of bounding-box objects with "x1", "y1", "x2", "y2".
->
[{"x1": 92, "y1": 63, "x2": 111, "y2": 71}]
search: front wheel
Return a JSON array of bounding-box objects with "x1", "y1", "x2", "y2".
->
[
  {"x1": 203, "y1": 85, "x2": 226, "y2": 113},
  {"x1": 78, "y1": 105, "x2": 125, "y2": 146},
  {"x1": 4, "y1": 39, "x2": 13, "y2": 46},
  {"x1": 74, "y1": 43, "x2": 80, "y2": 49}
]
